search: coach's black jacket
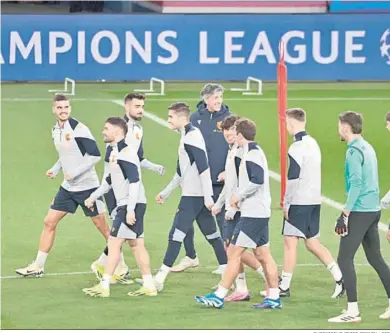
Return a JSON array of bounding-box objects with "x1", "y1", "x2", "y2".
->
[{"x1": 190, "y1": 101, "x2": 231, "y2": 188}]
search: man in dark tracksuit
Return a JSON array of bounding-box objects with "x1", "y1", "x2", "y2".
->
[
  {"x1": 171, "y1": 84, "x2": 231, "y2": 274},
  {"x1": 329, "y1": 111, "x2": 390, "y2": 323}
]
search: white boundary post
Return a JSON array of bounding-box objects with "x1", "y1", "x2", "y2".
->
[
  {"x1": 134, "y1": 77, "x2": 165, "y2": 96},
  {"x1": 230, "y1": 76, "x2": 262, "y2": 95},
  {"x1": 48, "y1": 78, "x2": 76, "y2": 96}
]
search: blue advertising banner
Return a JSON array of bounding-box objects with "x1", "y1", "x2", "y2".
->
[{"x1": 1, "y1": 14, "x2": 390, "y2": 81}]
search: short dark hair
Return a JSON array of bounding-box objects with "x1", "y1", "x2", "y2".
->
[
  {"x1": 168, "y1": 102, "x2": 191, "y2": 117},
  {"x1": 221, "y1": 115, "x2": 240, "y2": 131},
  {"x1": 105, "y1": 117, "x2": 128, "y2": 136},
  {"x1": 235, "y1": 118, "x2": 256, "y2": 141},
  {"x1": 53, "y1": 94, "x2": 69, "y2": 103},
  {"x1": 286, "y1": 108, "x2": 306, "y2": 122},
  {"x1": 124, "y1": 92, "x2": 145, "y2": 104},
  {"x1": 386, "y1": 112, "x2": 390, "y2": 122},
  {"x1": 339, "y1": 111, "x2": 363, "y2": 134}
]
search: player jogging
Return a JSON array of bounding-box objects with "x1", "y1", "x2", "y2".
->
[
  {"x1": 83, "y1": 117, "x2": 156, "y2": 298},
  {"x1": 16, "y1": 94, "x2": 110, "y2": 278}
]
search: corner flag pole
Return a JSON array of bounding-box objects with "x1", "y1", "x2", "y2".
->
[{"x1": 277, "y1": 40, "x2": 288, "y2": 208}]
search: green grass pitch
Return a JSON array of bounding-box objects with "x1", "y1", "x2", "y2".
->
[{"x1": 1, "y1": 82, "x2": 390, "y2": 329}]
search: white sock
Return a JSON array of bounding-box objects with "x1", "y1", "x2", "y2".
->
[
  {"x1": 256, "y1": 266, "x2": 266, "y2": 281},
  {"x1": 347, "y1": 302, "x2": 359, "y2": 316},
  {"x1": 215, "y1": 285, "x2": 229, "y2": 299},
  {"x1": 96, "y1": 253, "x2": 108, "y2": 267},
  {"x1": 155, "y1": 264, "x2": 170, "y2": 284},
  {"x1": 279, "y1": 271, "x2": 293, "y2": 290},
  {"x1": 327, "y1": 262, "x2": 343, "y2": 282},
  {"x1": 219, "y1": 264, "x2": 227, "y2": 272},
  {"x1": 142, "y1": 274, "x2": 155, "y2": 290},
  {"x1": 235, "y1": 273, "x2": 248, "y2": 293},
  {"x1": 35, "y1": 251, "x2": 48, "y2": 269},
  {"x1": 268, "y1": 288, "x2": 280, "y2": 300},
  {"x1": 100, "y1": 274, "x2": 111, "y2": 289}
]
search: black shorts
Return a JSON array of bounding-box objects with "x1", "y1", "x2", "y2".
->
[
  {"x1": 50, "y1": 186, "x2": 105, "y2": 217},
  {"x1": 231, "y1": 217, "x2": 269, "y2": 249},
  {"x1": 224, "y1": 211, "x2": 240, "y2": 245},
  {"x1": 283, "y1": 204, "x2": 321, "y2": 239},
  {"x1": 110, "y1": 204, "x2": 146, "y2": 239},
  {"x1": 168, "y1": 197, "x2": 220, "y2": 242}
]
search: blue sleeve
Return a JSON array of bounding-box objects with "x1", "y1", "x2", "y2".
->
[
  {"x1": 117, "y1": 160, "x2": 140, "y2": 183},
  {"x1": 137, "y1": 139, "x2": 145, "y2": 161},
  {"x1": 287, "y1": 154, "x2": 301, "y2": 180},
  {"x1": 75, "y1": 137, "x2": 101, "y2": 157},
  {"x1": 184, "y1": 143, "x2": 209, "y2": 174},
  {"x1": 246, "y1": 161, "x2": 264, "y2": 185}
]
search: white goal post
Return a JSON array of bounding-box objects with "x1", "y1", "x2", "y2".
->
[
  {"x1": 230, "y1": 76, "x2": 263, "y2": 95},
  {"x1": 134, "y1": 77, "x2": 165, "y2": 96},
  {"x1": 48, "y1": 77, "x2": 76, "y2": 96}
]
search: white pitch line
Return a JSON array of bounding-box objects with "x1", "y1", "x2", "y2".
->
[
  {"x1": 1, "y1": 263, "x2": 381, "y2": 280},
  {"x1": 112, "y1": 100, "x2": 389, "y2": 233},
  {"x1": 3, "y1": 97, "x2": 390, "y2": 102}
]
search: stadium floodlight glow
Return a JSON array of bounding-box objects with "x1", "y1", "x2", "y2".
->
[
  {"x1": 48, "y1": 77, "x2": 76, "y2": 96},
  {"x1": 230, "y1": 76, "x2": 263, "y2": 95},
  {"x1": 134, "y1": 77, "x2": 165, "y2": 96}
]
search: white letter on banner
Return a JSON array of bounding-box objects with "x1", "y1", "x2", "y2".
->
[
  {"x1": 157, "y1": 31, "x2": 178, "y2": 64},
  {"x1": 0, "y1": 51, "x2": 5, "y2": 64},
  {"x1": 199, "y1": 31, "x2": 219, "y2": 64},
  {"x1": 312, "y1": 31, "x2": 339, "y2": 64},
  {"x1": 78, "y1": 31, "x2": 86, "y2": 64},
  {"x1": 91, "y1": 31, "x2": 120, "y2": 65},
  {"x1": 10, "y1": 31, "x2": 42, "y2": 64},
  {"x1": 125, "y1": 31, "x2": 152, "y2": 64},
  {"x1": 49, "y1": 32, "x2": 72, "y2": 64},
  {"x1": 282, "y1": 31, "x2": 306, "y2": 64},
  {"x1": 224, "y1": 31, "x2": 245, "y2": 64},
  {"x1": 248, "y1": 31, "x2": 276, "y2": 64},
  {"x1": 345, "y1": 31, "x2": 366, "y2": 64}
]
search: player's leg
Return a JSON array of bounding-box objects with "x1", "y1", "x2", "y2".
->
[
  {"x1": 127, "y1": 204, "x2": 157, "y2": 296},
  {"x1": 196, "y1": 206, "x2": 227, "y2": 273},
  {"x1": 279, "y1": 236, "x2": 299, "y2": 296},
  {"x1": 328, "y1": 212, "x2": 371, "y2": 323},
  {"x1": 195, "y1": 244, "x2": 246, "y2": 309},
  {"x1": 154, "y1": 197, "x2": 200, "y2": 289},
  {"x1": 83, "y1": 206, "x2": 130, "y2": 298},
  {"x1": 360, "y1": 211, "x2": 390, "y2": 319},
  {"x1": 303, "y1": 204, "x2": 344, "y2": 298},
  {"x1": 15, "y1": 187, "x2": 74, "y2": 277},
  {"x1": 171, "y1": 226, "x2": 200, "y2": 273}
]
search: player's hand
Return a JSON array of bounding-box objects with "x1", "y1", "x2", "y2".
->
[
  {"x1": 46, "y1": 170, "x2": 55, "y2": 179},
  {"x1": 225, "y1": 208, "x2": 236, "y2": 221},
  {"x1": 217, "y1": 172, "x2": 225, "y2": 182},
  {"x1": 283, "y1": 208, "x2": 289, "y2": 221},
  {"x1": 230, "y1": 194, "x2": 240, "y2": 209},
  {"x1": 156, "y1": 194, "x2": 165, "y2": 205},
  {"x1": 386, "y1": 229, "x2": 390, "y2": 243},
  {"x1": 64, "y1": 173, "x2": 72, "y2": 181},
  {"x1": 335, "y1": 212, "x2": 349, "y2": 237},
  {"x1": 156, "y1": 165, "x2": 166, "y2": 176},
  {"x1": 84, "y1": 197, "x2": 95, "y2": 209},
  {"x1": 126, "y1": 211, "x2": 136, "y2": 225},
  {"x1": 212, "y1": 207, "x2": 221, "y2": 216}
]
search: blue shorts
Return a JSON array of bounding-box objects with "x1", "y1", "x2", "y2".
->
[
  {"x1": 283, "y1": 204, "x2": 321, "y2": 239},
  {"x1": 50, "y1": 186, "x2": 105, "y2": 217},
  {"x1": 169, "y1": 196, "x2": 219, "y2": 242},
  {"x1": 231, "y1": 217, "x2": 269, "y2": 249},
  {"x1": 224, "y1": 211, "x2": 240, "y2": 245},
  {"x1": 110, "y1": 204, "x2": 146, "y2": 239}
]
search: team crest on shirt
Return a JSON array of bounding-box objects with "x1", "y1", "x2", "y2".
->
[
  {"x1": 110, "y1": 155, "x2": 117, "y2": 163},
  {"x1": 216, "y1": 121, "x2": 222, "y2": 130},
  {"x1": 136, "y1": 132, "x2": 140, "y2": 140},
  {"x1": 65, "y1": 133, "x2": 71, "y2": 141}
]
